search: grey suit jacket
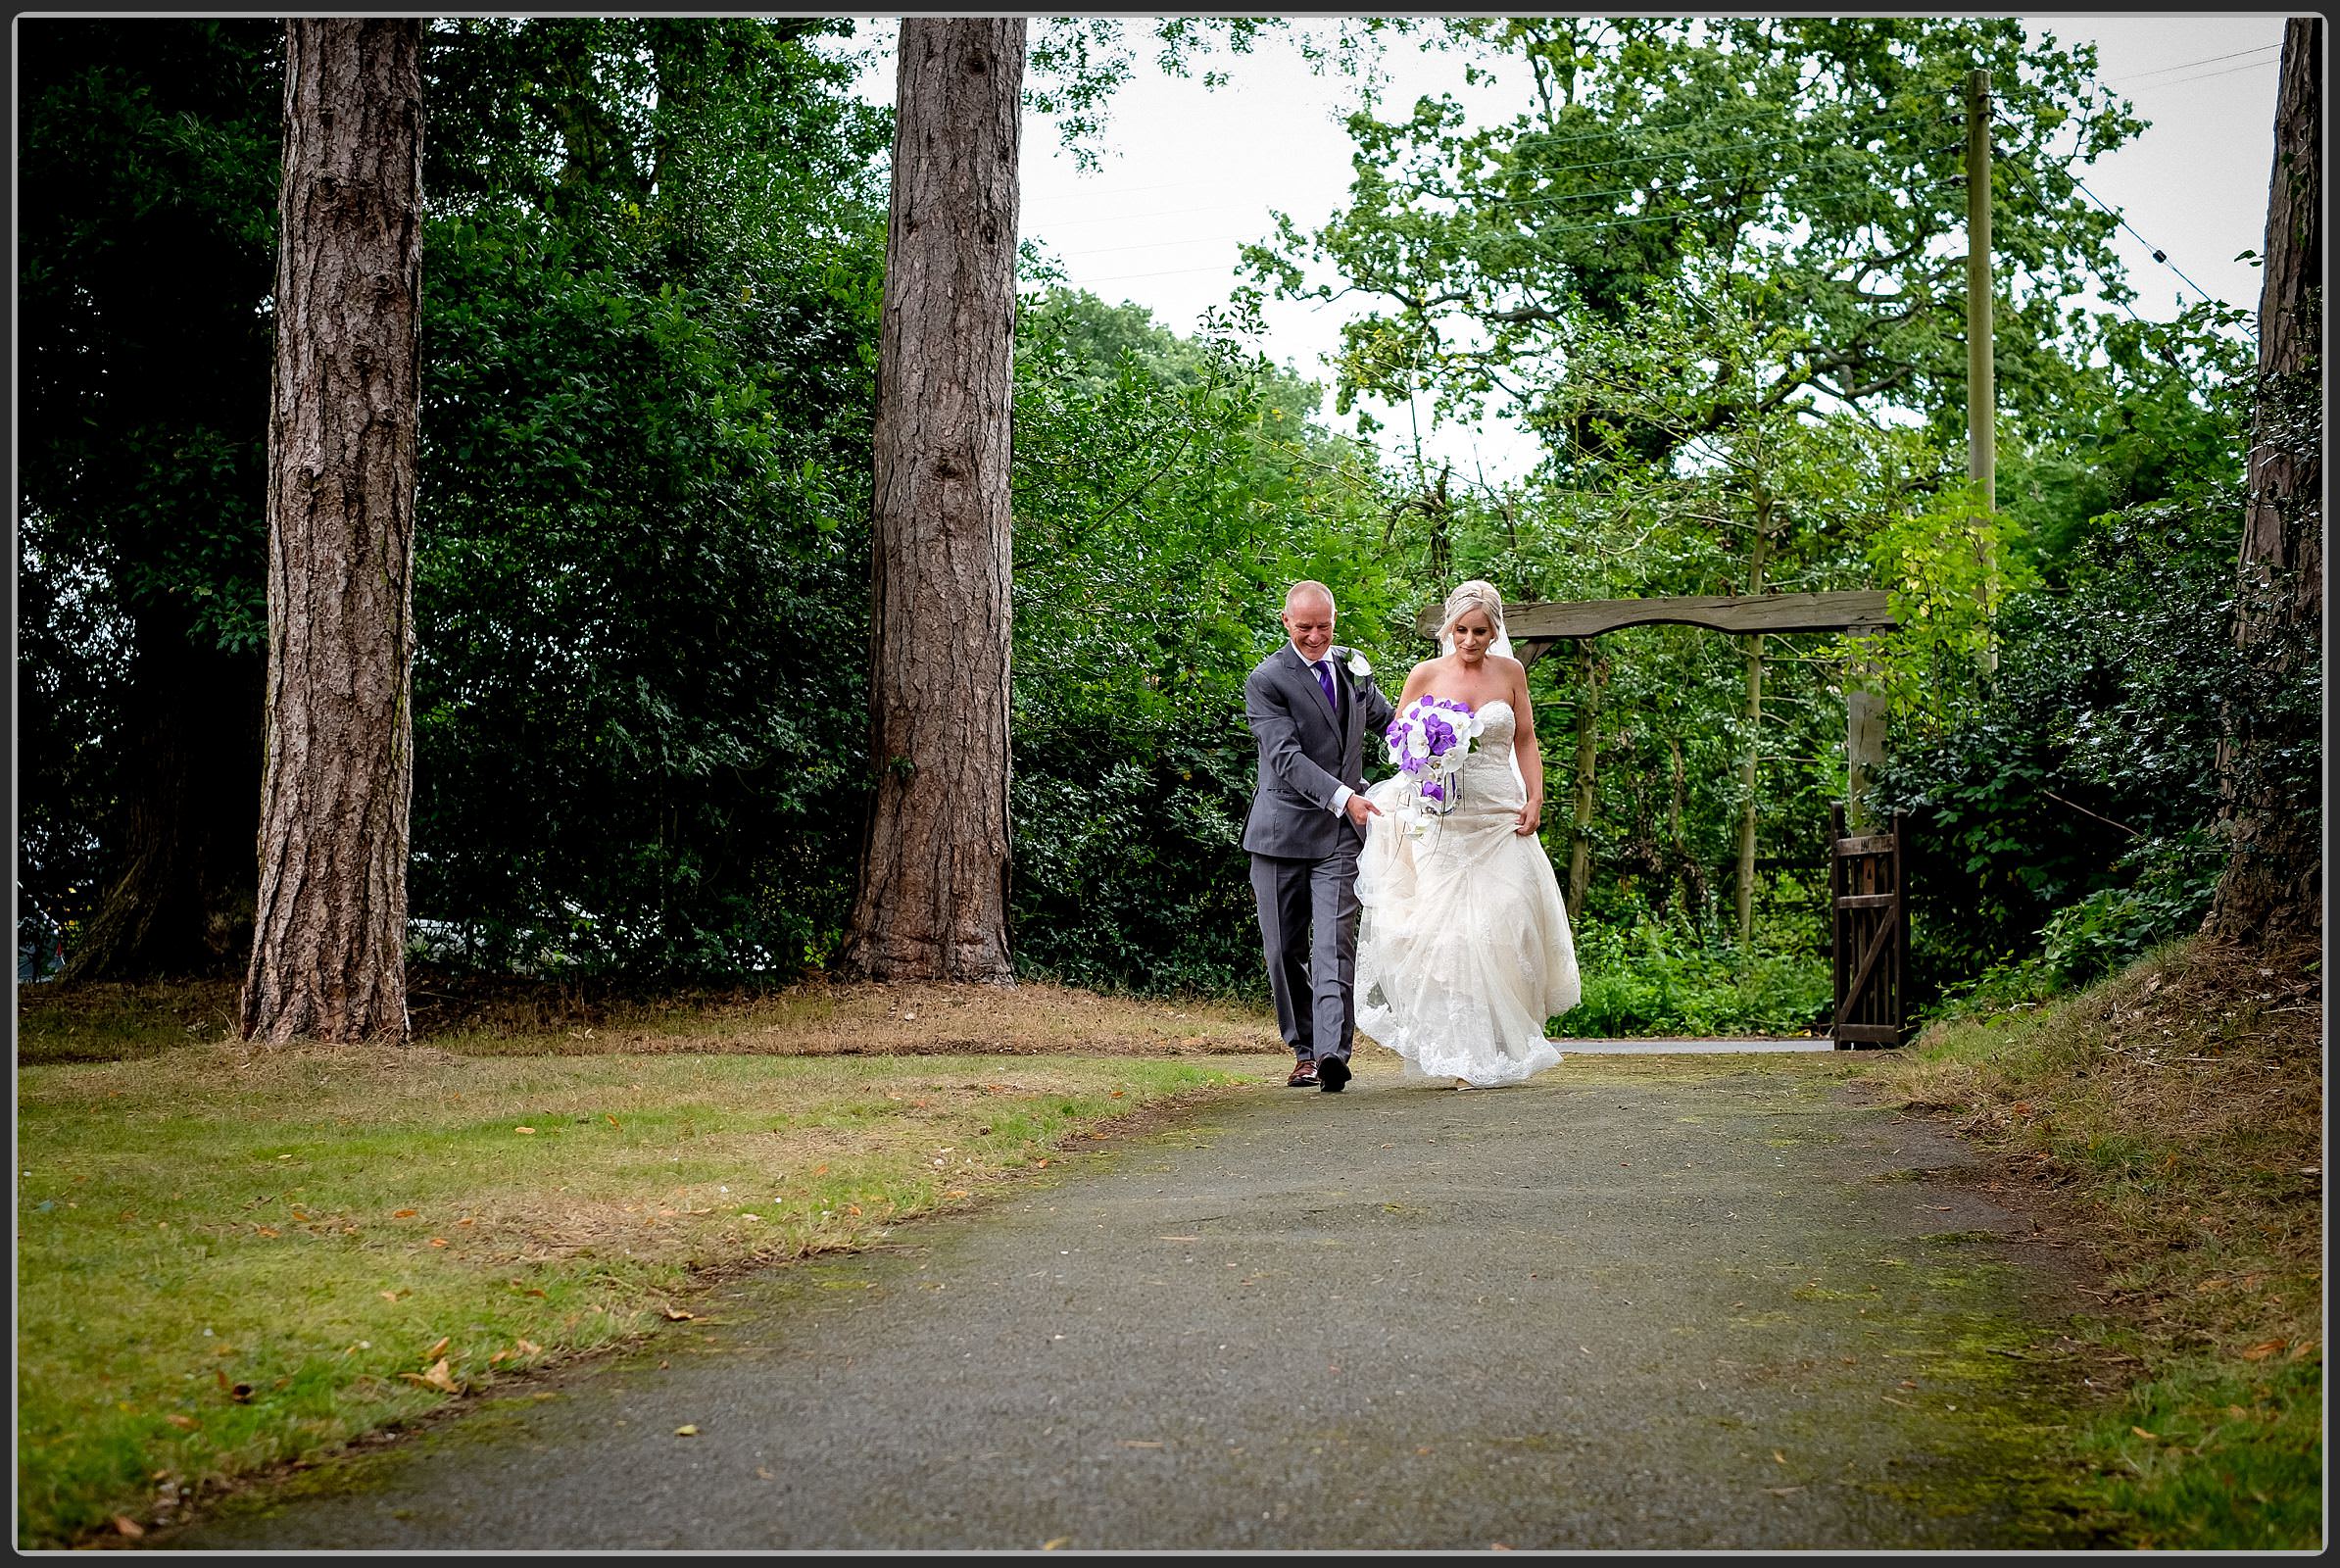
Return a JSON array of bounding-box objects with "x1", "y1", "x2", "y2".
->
[{"x1": 1242, "y1": 642, "x2": 1397, "y2": 859}]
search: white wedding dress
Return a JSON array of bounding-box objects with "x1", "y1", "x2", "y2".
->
[{"x1": 1353, "y1": 701, "x2": 1582, "y2": 1086}]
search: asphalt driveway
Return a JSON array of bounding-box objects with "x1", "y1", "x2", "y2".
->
[{"x1": 175, "y1": 1050, "x2": 2102, "y2": 1550}]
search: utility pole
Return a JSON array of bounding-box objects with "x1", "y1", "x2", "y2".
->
[{"x1": 1967, "y1": 68, "x2": 1998, "y2": 672}]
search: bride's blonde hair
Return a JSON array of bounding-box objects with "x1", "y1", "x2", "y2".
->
[{"x1": 1437, "y1": 579, "x2": 1506, "y2": 643}]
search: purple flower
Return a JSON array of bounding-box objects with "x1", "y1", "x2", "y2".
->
[{"x1": 1422, "y1": 779, "x2": 1445, "y2": 803}]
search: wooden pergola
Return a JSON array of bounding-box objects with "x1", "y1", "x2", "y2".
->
[
  {"x1": 1415, "y1": 588, "x2": 1908, "y2": 1046},
  {"x1": 1411, "y1": 587, "x2": 1898, "y2": 820}
]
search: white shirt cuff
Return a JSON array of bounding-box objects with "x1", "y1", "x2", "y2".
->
[{"x1": 1330, "y1": 784, "x2": 1353, "y2": 816}]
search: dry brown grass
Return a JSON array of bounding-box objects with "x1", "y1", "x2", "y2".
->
[
  {"x1": 433, "y1": 977, "x2": 1282, "y2": 1057},
  {"x1": 15, "y1": 972, "x2": 1286, "y2": 1064}
]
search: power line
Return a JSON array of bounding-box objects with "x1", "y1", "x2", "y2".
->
[
  {"x1": 1985, "y1": 147, "x2": 2151, "y2": 326},
  {"x1": 2121, "y1": 58, "x2": 2285, "y2": 93},
  {"x1": 2068, "y1": 175, "x2": 2221, "y2": 304},
  {"x1": 2102, "y1": 43, "x2": 2278, "y2": 84},
  {"x1": 1993, "y1": 114, "x2": 2225, "y2": 307}
]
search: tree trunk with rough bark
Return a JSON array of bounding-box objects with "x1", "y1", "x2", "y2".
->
[
  {"x1": 240, "y1": 19, "x2": 423, "y2": 1044},
  {"x1": 2205, "y1": 16, "x2": 2322, "y2": 946},
  {"x1": 837, "y1": 17, "x2": 1024, "y2": 984}
]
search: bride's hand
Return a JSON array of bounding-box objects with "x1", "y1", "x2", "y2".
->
[{"x1": 1514, "y1": 797, "x2": 1541, "y2": 835}]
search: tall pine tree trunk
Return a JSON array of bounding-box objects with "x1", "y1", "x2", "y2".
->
[
  {"x1": 240, "y1": 19, "x2": 422, "y2": 1043},
  {"x1": 2204, "y1": 17, "x2": 2322, "y2": 946},
  {"x1": 837, "y1": 18, "x2": 1024, "y2": 985}
]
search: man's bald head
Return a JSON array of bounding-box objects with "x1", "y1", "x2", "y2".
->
[
  {"x1": 1285, "y1": 580, "x2": 1336, "y2": 615},
  {"x1": 1281, "y1": 580, "x2": 1337, "y2": 662}
]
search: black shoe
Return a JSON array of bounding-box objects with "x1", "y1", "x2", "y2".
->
[{"x1": 1317, "y1": 1054, "x2": 1351, "y2": 1093}]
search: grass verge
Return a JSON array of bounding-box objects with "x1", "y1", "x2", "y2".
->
[
  {"x1": 16, "y1": 982, "x2": 1285, "y2": 1548},
  {"x1": 1859, "y1": 933, "x2": 2322, "y2": 1550}
]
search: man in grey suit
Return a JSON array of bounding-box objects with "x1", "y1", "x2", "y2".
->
[{"x1": 1243, "y1": 580, "x2": 1397, "y2": 1093}]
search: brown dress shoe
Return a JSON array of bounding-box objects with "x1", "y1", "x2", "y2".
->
[{"x1": 1286, "y1": 1058, "x2": 1319, "y2": 1088}]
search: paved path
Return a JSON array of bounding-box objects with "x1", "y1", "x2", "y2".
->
[{"x1": 178, "y1": 1053, "x2": 2098, "y2": 1550}]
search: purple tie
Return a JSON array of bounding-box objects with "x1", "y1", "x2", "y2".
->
[{"x1": 1313, "y1": 660, "x2": 1338, "y2": 710}]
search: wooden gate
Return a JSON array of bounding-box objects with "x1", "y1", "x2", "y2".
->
[{"x1": 1830, "y1": 806, "x2": 1908, "y2": 1048}]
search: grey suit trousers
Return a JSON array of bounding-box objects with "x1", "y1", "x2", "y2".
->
[{"x1": 1250, "y1": 841, "x2": 1362, "y2": 1063}]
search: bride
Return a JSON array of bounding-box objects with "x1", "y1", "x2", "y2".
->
[{"x1": 1354, "y1": 579, "x2": 1582, "y2": 1088}]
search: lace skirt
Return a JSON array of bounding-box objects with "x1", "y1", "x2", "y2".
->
[{"x1": 1352, "y1": 772, "x2": 1582, "y2": 1086}]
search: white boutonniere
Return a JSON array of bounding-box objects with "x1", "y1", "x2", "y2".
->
[{"x1": 1339, "y1": 646, "x2": 1372, "y2": 678}]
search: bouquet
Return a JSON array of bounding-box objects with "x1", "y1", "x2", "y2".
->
[{"x1": 1383, "y1": 695, "x2": 1485, "y2": 833}]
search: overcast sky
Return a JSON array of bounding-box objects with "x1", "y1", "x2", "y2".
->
[{"x1": 836, "y1": 15, "x2": 2291, "y2": 480}]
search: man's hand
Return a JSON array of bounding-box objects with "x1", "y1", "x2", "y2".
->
[{"x1": 1344, "y1": 793, "x2": 1382, "y2": 827}]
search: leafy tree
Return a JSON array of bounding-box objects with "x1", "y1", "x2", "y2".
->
[
  {"x1": 405, "y1": 18, "x2": 894, "y2": 978},
  {"x1": 1006, "y1": 289, "x2": 1398, "y2": 993},
  {"x1": 19, "y1": 20, "x2": 280, "y2": 979},
  {"x1": 1243, "y1": 16, "x2": 2144, "y2": 466}
]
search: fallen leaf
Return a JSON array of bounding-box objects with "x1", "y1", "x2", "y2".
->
[
  {"x1": 1765, "y1": 1486, "x2": 1805, "y2": 1495},
  {"x1": 847, "y1": 1203, "x2": 863, "y2": 1216},
  {"x1": 392, "y1": 1209, "x2": 416, "y2": 1219},
  {"x1": 662, "y1": 1307, "x2": 695, "y2": 1322},
  {"x1": 606, "y1": 1115, "x2": 620, "y2": 1128},
  {"x1": 513, "y1": 1127, "x2": 536, "y2": 1136},
  {"x1": 1159, "y1": 1236, "x2": 1199, "y2": 1242},
  {"x1": 113, "y1": 1516, "x2": 145, "y2": 1539},
  {"x1": 1119, "y1": 1440, "x2": 1162, "y2": 1448},
  {"x1": 1110, "y1": 1090, "x2": 1125, "y2": 1099},
  {"x1": 379, "y1": 1291, "x2": 401, "y2": 1303},
  {"x1": 422, "y1": 1336, "x2": 451, "y2": 1360},
  {"x1": 2131, "y1": 1427, "x2": 2159, "y2": 1442},
  {"x1": 674, "y1": 1424, "x2": 700, "y2": 1437},
  {"x1": 1773, "y1": 1450, "x2": 1786, "y2": 1464},
  {"x1": 165, "y1": 1414, "x2": 199, "y2": 1431},
  {"x1": 402, "y1": 1357, "x2": 461, "y2": 1395},
  {"x1": 2242, "y1": 1341, "x2": 2286, "y2": 1361},
  {"x1": 756, "y1": 1466, "x2": 775, "y2": 1480},
  {"x1": 428, "y1": 1238, "x2": 449, "y2": 1248},
  {"x1": 1042, "y1": 1539, "x2": 1069, "y2": 1552},
  {"x1": 945, "y1": 1190, "x2": 969, "y2": 1199},
  {"x1": 254, "y1": 1225, "x2": 280, "y2": 1238}
]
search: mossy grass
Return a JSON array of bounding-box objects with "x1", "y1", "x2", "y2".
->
[
  {"x1": 1861, "y1": 933, "x2": 2322, "y2": 1549},
  {"x1": 16, "y1": 1030, "x2": 1274, "y2": 1548}
]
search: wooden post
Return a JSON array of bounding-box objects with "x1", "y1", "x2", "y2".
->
[
  {"x1": 1829, "y1": 804, "x2": 1847, "y2": 1049},
  {"x1": 1568, "y1": 640, "x2": 1603, "y2": 912},
  {"x1": 1967, "y1": 67, "x2": 1998, "y2": 672},
  {"x1": 1845, "y1": 633, "x2": 1886, "y2": 832}
]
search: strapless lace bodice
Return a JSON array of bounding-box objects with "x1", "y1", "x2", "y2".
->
[{"x1": 1455, "y1": 700, "x2": 1523, "y2": 808}]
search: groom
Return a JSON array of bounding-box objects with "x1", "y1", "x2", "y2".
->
[{"x1": 1242, "y1": 580, "x2": 1396, "y2": 1093}]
